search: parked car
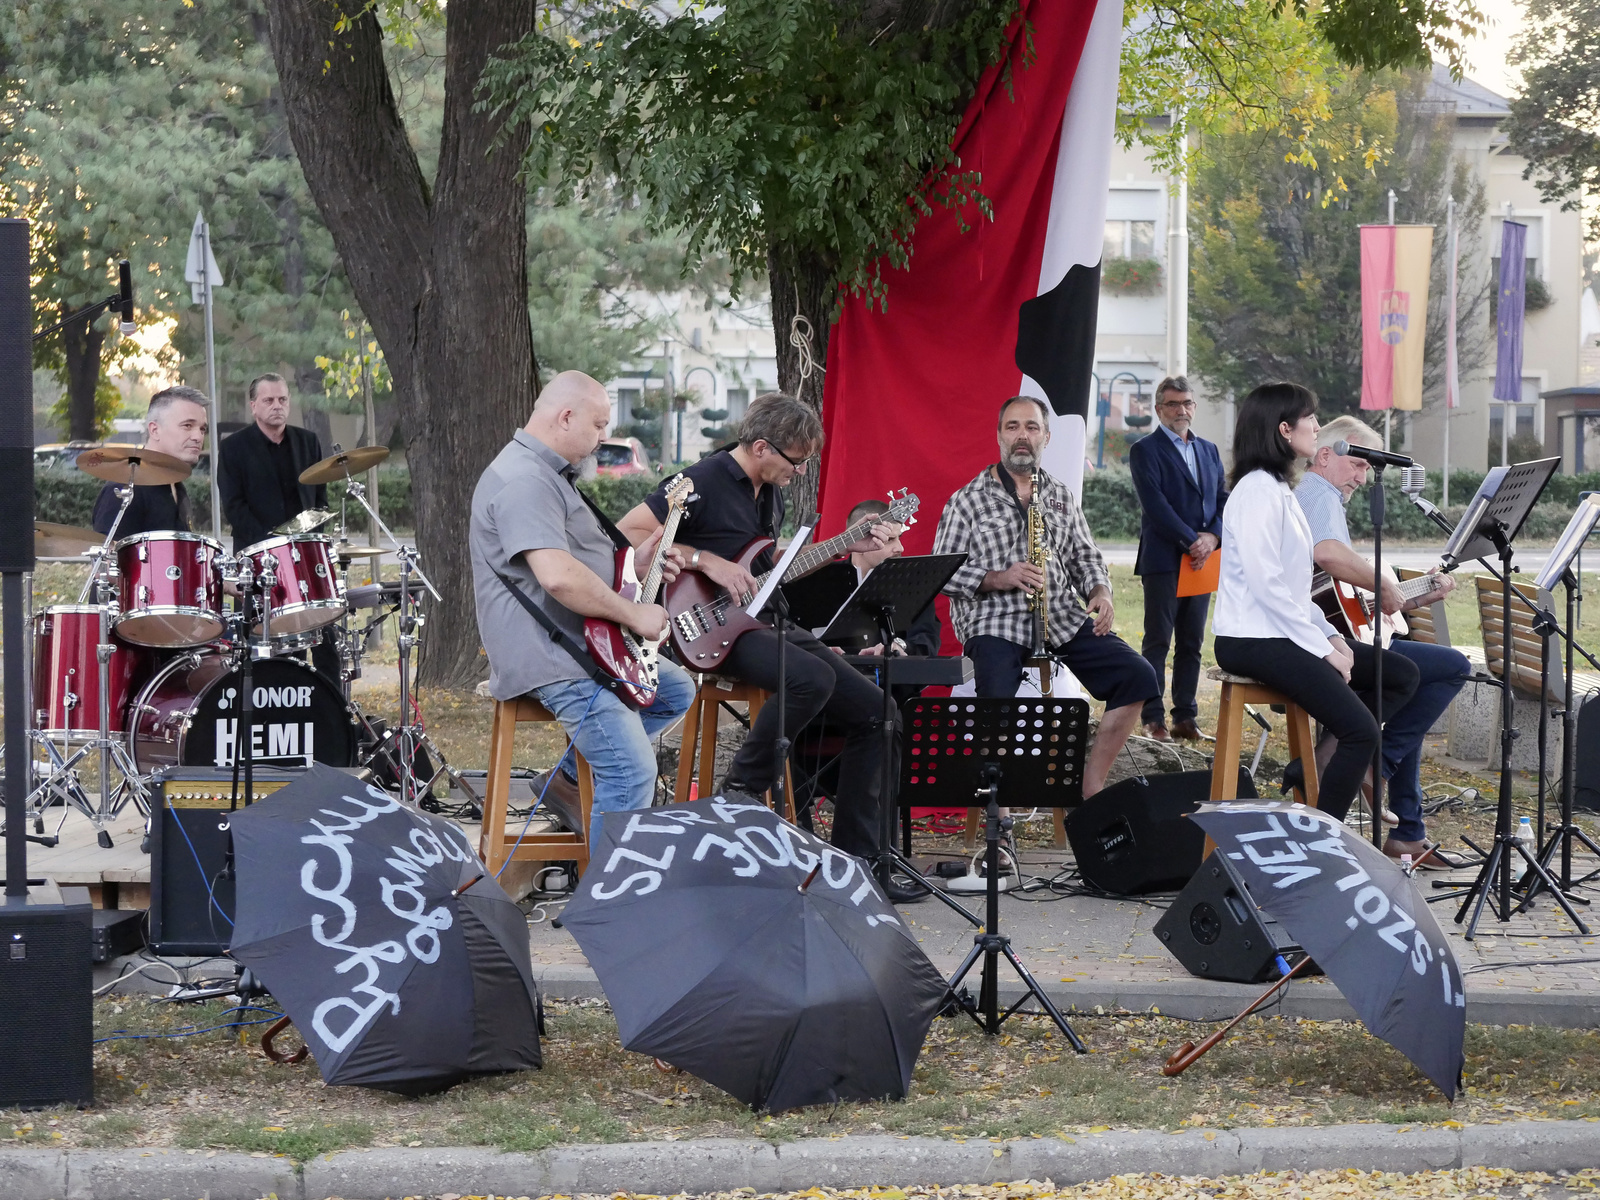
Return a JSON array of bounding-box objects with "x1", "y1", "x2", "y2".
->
[
  {"x1": 33, "y1": 441, "x2": 101, "y2": 470},
  {"x1": 595, "y1": 437, "x2": 651, "y2": 476}
]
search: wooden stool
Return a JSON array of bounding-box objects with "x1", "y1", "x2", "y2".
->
[
  {"x1": 673, "y1": 676, "x2": 795, "y2": 821},
  {"x1": 479, "y1": 696, "x2": 597, "y2": 879},
  {"x1": 962, "y1": 660, "x2": 1069, "y2": 850},
  {"x1": 1206, "y1": 666, "x2": 1318, "y2": 856}
]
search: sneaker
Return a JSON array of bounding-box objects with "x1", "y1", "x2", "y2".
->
[{"x1": 715, "y1": 778, "x2": 769, "y2": 807}]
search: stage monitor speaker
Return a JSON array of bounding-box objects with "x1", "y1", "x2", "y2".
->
[
  {"x1": 1066, "y1": 767, "x2": 1257, "y2": 895},
  {"x1": 0, "y1": 218, "x2": 34, "y2": 575},
  {"x1": 0, "y1": 882, "x2": 94, "y2": 1108},
  {"x1": 1574, "y1": 694, "x2": 1600, "y2": 814},
  {"x1": 1153, "y1": 851, "x2": 1297, "y2": 984},
  {"x1": 149, "y1": 767, "x2": 308, "y2": 957}
]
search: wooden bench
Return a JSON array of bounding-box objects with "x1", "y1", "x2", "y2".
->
[
  {"x1": 1395, "y1": 567, "x2": 1450, "y2": 646},
  {"x1": 1475, "y1": 574, "x2": 1564, "y2": 702}
]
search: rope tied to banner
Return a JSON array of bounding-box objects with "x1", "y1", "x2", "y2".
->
[{"x1": 789, "y1": 282, "x2": 825, "y2": 382}]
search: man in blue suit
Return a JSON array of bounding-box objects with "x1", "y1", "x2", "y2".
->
[{"x1": 1127, "y1": 377, "x2": 1228, "y2": 741}]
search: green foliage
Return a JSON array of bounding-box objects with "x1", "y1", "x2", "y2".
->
[
  {"x1": 578, "y1": 471, "x2": 661, "y2": 522},
  {"x1": 1189, "y1": 71, "x2": 1490, "y2": 416},
  {"x1": 483, "y1": 0, "x2": 1020, "y2": 306},
  {"x1": 1506, "y1": 0, "x2": 1600, "y2": 242},
  {"x1": 1101, "y1": 258, "x2": 1164, "y2": 297},
  {"x1": 699, "y1": 407, "x2": 734, "y2": 444},
  {"x1": 1081, "y1": 468, "x2": 1143, "y2": 541},
  {"x1": 315, "y1": 309, "x2": 389, "y2": 414},
  {"x1": 614, "y1": 390, "x2": 672, "y2": 463},
  {"x1": 46, "y1": 376, "x2": 121, "y2": 441},
  {"x1": 35, "y1": 472, "x2": 213, "y2": 529}
]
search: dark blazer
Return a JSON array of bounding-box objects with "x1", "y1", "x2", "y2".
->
[
  {"x1": 218, "y1": 423, "x2": 328, "y2": 552},
  {"x1": 1128, "y1": 427, "x2": 1228, "y2": 575}
]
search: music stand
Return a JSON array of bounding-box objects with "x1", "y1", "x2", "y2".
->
[
  {"x1": 826, "y1": 555, "x2": 972, "y2": 920},
  {"x1": 1522, "y1": 495, "x2": 1600, "y2": 897},
  {"x1": 1442, "y1": 458, "x2": 1590, "y2": 937},
  {"x1": 900, "y1": 697, "x2": 1090, "y2": 1048},
  {"x1": 750, "y1": 527, "x2": 813, "y2": 825},
  {"x1": 780, "y1": 561, "x2": 857, "y2": 633}
]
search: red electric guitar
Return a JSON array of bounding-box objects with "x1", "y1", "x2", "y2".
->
[
  {"x1": 664, "y1": 489, "x2": 920, "y2": 670},
  {"x1": 584, "y1": 473, "x2": 694, "y2": 707}
]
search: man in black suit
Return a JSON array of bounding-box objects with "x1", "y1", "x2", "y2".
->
[
  {"x1": 1127, "y1": 376, "x2": 1228, "y2": 742},
  {"x1": 218, "y1": 373, "x2": 328, "y2": 553}
]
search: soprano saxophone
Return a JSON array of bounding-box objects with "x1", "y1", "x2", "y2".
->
[{"x1": 1026, "y1": 469, "x2": 1050, "y2": 659}]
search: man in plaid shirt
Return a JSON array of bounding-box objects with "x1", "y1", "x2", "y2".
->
[{"x1": 932, "y1": 397, "x2": 1159, "y2": 797}]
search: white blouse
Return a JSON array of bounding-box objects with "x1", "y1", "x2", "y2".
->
[{"x1": 1214, "y1": 469, "x2": 1340, "y2": 657}]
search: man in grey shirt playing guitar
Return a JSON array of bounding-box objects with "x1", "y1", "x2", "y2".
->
[{"x1": 1295, "y1": 415, "x2": 1470, "y2": 868}]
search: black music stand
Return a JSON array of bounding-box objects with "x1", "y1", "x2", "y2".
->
[
  {"x1": 780, "y1": 561, "x2": 857, "y2": 633},
  {"x1": 1440, "y1": 459, "x2": 1590, "y2": 937},
  {"x1": 900, "y1": 697, "x2": 1090, "y2": 1047},
  {"x1": 826, "y1": 555, "x2": 972, "y2": 920}
]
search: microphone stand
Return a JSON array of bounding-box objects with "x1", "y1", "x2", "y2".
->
[
  {"x1": 770, "y1": 589, "x2": 792, "y2": 824},
  {"x1": 1368, "y1": 462, "x2": 1388, "y2": 849}
]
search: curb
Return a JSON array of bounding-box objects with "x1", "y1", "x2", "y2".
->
[{"x1": 3, "y1": 1120, "x2": 1598, "y2": 1199}]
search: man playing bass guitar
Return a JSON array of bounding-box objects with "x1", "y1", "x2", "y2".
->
[{"x1": 616, "y1": 393, "x2": 920, "y2": 899}]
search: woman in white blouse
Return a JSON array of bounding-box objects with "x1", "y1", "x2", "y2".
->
[{"x1": 1213, "y1": 383, "x2": 1418, "y2": 823}]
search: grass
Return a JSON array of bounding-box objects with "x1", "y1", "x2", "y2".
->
[{"x1": 6, "y1": 994, "x2": 1600, "y2": 1161}]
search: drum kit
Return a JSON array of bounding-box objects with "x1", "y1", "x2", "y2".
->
[{"x1": 20, "y1": 441, "x2": 476, "y2": 852}]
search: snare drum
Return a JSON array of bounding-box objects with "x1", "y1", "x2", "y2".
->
[
  {"x1": 31, "y1": 606, "x2": 147, "y2": 741},
  {"x1": 114, "y1": 531, "x2": 224, "y2": 647},
  {"x1": 242, "y1": 535, "x2": 343, "y2": 636}
]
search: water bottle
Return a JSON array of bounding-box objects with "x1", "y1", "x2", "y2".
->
[{"x1": 1517, "y1": 816, "x2": 1534, "y2": 846}]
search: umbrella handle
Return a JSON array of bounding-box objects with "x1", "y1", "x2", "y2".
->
[
  {"x1": 1161, "y1": 956, "x2": 1310, "y2": 1077},
  {"x1": 261, "y1": 1015, "x2": 309, "y2": 1065}
]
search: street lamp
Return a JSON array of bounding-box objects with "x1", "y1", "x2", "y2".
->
[{"x1": 1105, "y1": 371, "x2": 1147, "y2": 460}]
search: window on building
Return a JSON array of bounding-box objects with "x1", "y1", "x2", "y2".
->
[
  {"x1": 616, "y1": 388, "x2": 641, "y2": 424},
  {"x1": 1103, "y1": 219, "x2": 1157, "y2": 261},
  {"x1": 1488, "y1": 377, "x2": 1543, "y2": 461},
  {"x1": 725, "y1": 388, "x2": 749, "y2": 420}
]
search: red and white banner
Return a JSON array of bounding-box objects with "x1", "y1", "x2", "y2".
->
[
  {"x1": 1360, "y1": 224, "x2": 1434, "y2": 412},
  {"x1": 817, "y1": 0, "x2": 1122, "y2": 546}
]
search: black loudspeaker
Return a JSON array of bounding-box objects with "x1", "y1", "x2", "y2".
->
[
  {"x1": 1066, "y1": 768, "x2": 1256, "y2": 895},
  {"x1": 1575, "y1": 694, "x2": 1600, "y2": 814},
  {"x1": 1154, "y1": 851, "x2": 1298, "y2": 984},
  {"x1": 149, "y1": 768, "x2": 307, "y2": 956},
  {"x1": 0, "y1": 218, "x2": 33, "y2": 574},
  {"x1": 0, "y1": 883, "x2": 94, "y2": 1108}
]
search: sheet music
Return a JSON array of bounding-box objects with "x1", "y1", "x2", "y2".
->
[{"x1": 748, "y1": 526, "x2": 813, "y2": 620}]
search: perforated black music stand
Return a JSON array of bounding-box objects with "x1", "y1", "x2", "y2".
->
[{"x1": 901, "y1": 697, "x2": 1090, "y2": 1048}]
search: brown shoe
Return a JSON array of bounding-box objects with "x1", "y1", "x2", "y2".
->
[
  {"x1": 1384, "y1": 837, "x2": 1468, "y2": 871},
  {"x1": 531, "y1": 768, "x2": 584, "y2": 838},
  {"x1": 1171, "y1": 718, "x2": 1204, "y2": 741},
  {"x1": 1143, "y1": 721, "x2": 1171, "y2": 742}
]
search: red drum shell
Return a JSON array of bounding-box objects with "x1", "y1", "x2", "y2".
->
[
  {"x1": 31, "y1": 607, "x2": 148, "y2": 740},
  {"x1": 114, "y1": 531, "x2": 224, "y2": 647},
  {"x1": 243, "y1": 535, "x2": 343, "y2": 636}
]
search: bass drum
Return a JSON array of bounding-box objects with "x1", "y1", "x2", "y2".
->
[{"x1": 129, "y1": 651, "x2": 357, "y2": 774}]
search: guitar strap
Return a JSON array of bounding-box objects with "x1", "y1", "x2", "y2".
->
[
  {"x1": 571, "y1": 484, "x2": 633, "y2": 553},
  {"x1": 494, "y1": 569, "x2": 623, "y2": 694}
]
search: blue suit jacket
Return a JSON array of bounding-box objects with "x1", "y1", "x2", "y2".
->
[{"x1": 1128, "y1": 428, "x2": 1228, "y2": 575}]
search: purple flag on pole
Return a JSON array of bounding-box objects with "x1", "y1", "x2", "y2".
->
[{"x1": 1494, "y1": 221, "x2": 1527, "y2": 403}]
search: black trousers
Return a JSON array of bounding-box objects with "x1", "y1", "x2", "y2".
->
[
  {"x1": 720, "y1": 625, "x2": 887, "y2": 858},
  {"x1": 1138, "y1": 571, "x2": 1210, "y2": 725},
  {"x1": 1214, "y1": 636, "x2": 1418, "y2": 823}
]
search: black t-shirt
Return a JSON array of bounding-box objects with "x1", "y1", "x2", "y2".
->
[
  {"x1": 266, "y1": 434, "x2": 302, "y2": 524},
  {"x1": 643, "y1": 450, "x2": 784, "y2": 572},
  {"x1": 92, "y1": 481, "x2": 190, "y2": 539}
]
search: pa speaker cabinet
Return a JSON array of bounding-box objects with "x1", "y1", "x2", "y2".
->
[
  {"x1": 1153, "y1": 850, "x2": 1296, "y2": 984},
  {"x1": 0, "y1": 882, "x2": 94, "y2": 1108},
  {"x1": 1067, "y1": 768, "x2": 1256, "y2": 895},
  {"x1": 149, "y1": 767, "x2": 308, "y2": 956},
  {"x1": 1575, "y1": 694, "x2": 1600, "y2": 814}
]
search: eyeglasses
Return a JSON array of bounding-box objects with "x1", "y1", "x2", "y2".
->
[
  {"x1": 765, "y1": 441, "x2": 814, "y2": 471},
  {"x1": 1160, "y1": 398, "x2": 1197, "y2": 410}
]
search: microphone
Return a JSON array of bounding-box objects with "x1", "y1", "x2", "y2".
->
[
  {"x1": 1333, "y1": 439, "x2": 1413, "y2": 468},
  {"x1": 117, "y1": 259, "x2": 135, "y2": 334}
]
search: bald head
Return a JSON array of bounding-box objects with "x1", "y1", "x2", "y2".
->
[{"x1": 525, "y1": 371, "x2": 612, "y2": 464}]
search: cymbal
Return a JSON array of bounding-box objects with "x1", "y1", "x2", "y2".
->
[
  {"x1": 75, "y1": 445, "x2": 191, "y2": 485},
  {"x1": 299, "y1": 445, "x2": 389, "y2": 486},
  {"x1": 330, "y1": 542, "x2": 386, "y2": 559},
  {"x1": 274, "y1": 508, "x2": 335, "y2": 536},
  {"x1": 35, "y1": 521, "x2": 102, "y2": 556}
]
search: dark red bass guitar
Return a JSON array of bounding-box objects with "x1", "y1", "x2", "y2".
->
[
  {"x1": 665, "y1": 489, "x2": 920, "y2": 670},
  {"x1": 584, "y1": 473, "x2": 693, "y2": 707}
]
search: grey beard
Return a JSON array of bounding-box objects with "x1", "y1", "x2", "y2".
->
[{"x1": 1003, "y1": 447, "x2": 1037, "y2": 472}]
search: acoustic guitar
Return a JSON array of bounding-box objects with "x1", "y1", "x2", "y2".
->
[
  {"x1": 1311, "y1": 565, "x2": 1444, "y2": 646},
  {"x1": 665, "y1": 489, "x2": 921, "y2": 670},
  {"x1": 584, "y1": 473, "x2": 694, "y2": 707}
]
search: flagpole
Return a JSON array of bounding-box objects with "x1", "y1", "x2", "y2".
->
[
  {"x1": 1443, "y1": 195, "x2": 1456, "y2": 507},
  {"x1": 201, "y1": 216, "x2": 222, "y2": 542},
  {"x1": 1386, "y1": 189, "x2": 1396, "y2": 452}
]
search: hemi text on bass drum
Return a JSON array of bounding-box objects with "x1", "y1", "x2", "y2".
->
[{"x1": 129, "y1": 652, "x2": 356, "y2": 771}]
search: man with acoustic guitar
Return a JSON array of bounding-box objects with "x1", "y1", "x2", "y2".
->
[
  {"x1": 470, "y1": 372, "x2": 696, "y2": 845},
  {"x1": 616, "y1": 393, "x2": 920, "y2": 898},
  {"x1": 1295, "y1": 415, "x2": 1471, "y2": 868}
]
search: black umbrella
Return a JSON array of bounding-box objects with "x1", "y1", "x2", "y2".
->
[
  {"x1": 228, "y1": 765, "x2": 541, "y2": 1094},
  {"x1": 560, "y1": 797, "x2": 947, "y2": 1113},
  {"x1": 1188, "y1": 800, "x2": 1466, "y2": 1099}
]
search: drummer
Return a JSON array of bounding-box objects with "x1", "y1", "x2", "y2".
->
[
  {"x1": 91, "y1": 386, "x2": 209, "y2": 539},
  {"x1": 218, "y1": 373, "x2": 329, "y2": 552}
]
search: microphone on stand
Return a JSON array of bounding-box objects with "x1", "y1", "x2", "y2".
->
[
  {"x1": 1333, "y1": 439, "x2": 1414, "y2": 468},
  {"x1": 117, "y1": 260, "x2": 135, "y2": 334},
  {"x1": 1398, "y1": 462, "x2": 1456, "y2": 539}
]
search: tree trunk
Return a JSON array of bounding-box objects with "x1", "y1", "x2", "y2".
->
[
  {"x1": 61, "y1": 307, "x2": 104, "y2": 442},
  {"x1": 768, "y1": 245, "x2": 835, "y2": 526},
  {"x1": 262, "y1": 0, "x2": 538, "y2": 688}
]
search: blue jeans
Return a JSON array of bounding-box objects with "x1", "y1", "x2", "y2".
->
[
  {"x1": 532, "y1": 660, "x2": 696, "y2": 845},
  {"x1": 1382, "y1": 639, "x2": 1471, "y2": 842}
]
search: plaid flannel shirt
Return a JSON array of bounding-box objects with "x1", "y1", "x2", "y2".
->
[{"x1": 932, "y1": 465, "x2": 1112, "y2": 648}]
